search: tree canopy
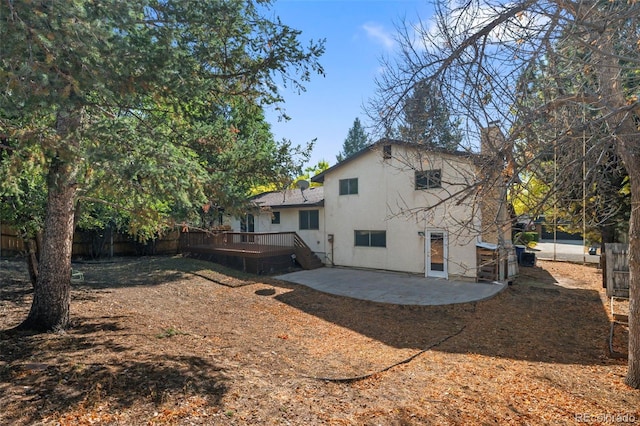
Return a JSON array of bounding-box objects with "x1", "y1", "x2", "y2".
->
[
  {"x1": 0, "y1": 0, "x2": 324, "y2": 331},
  {"x1": 336, "y1": 117, "x2": 370, "y2": 162},
  {"x1": 396, "y1": 79, "x2": 463, "y2": 151}
]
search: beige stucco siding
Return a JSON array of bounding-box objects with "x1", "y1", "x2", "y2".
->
[{"x1": 323, "y1": 145, "x2": 480, "y2": 278}]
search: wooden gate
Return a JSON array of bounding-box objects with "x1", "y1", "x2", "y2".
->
[{"x1": 605, "y1": 243, "x2": 629, "y2": 298}]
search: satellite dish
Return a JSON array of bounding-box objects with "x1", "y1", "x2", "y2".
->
[
  {"x1": 296, "y1": 179, "x2": 309, "y2": 201},
  {"x1": 296, "y1": 180, "x2": 310, "y2": 190}
]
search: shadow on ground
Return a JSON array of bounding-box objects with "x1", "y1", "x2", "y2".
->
[
  {"x1": 0, "y1": 314, "x2": 227, "y2": 426},
  {"x1": 269, "y1": 264, "x2": 610, "y2": 366},
  {"x1": 74, "y1": 255, "x2": 265, "y2": 289},
  {"x1": 1, "y1": 255, "x2": 264, "y2": 291}
]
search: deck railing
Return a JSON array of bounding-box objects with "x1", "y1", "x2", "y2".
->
[
  {"x1": 220, "y1": 232, "x2": 296, "y2": 250},
  {"x1": 180, "y1": 231, "x2": 298, "y2": 255},
  {"x1": 180, "y1": 230, "x2": 323, "y2": 272}
]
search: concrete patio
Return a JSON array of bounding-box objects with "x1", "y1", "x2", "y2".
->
[{"x1": 276, "y1": 267, "x2": 507, "y2": 306}]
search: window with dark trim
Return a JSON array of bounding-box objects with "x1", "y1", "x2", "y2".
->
[
  {"x1": 271, "y1": 211, "x2": 281, "y2": 224},
  {"x1": 354, "y1": 230, "x2": 386, "y2": 247},
  {"x1": 339, "y1": 178, "x2": 358, "y2": 195},
  {"x1": 299, "y1": 210, "x2": 319, "y2": 230},
  {"x1": 415, "y1": 169, "x2": 441, "y2": 190},
  {"x1": 383, "y1": 145, "x2": 392, "y2": 159}
]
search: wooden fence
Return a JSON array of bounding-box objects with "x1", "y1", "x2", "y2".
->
[
  {"x1": 605, "y1": 243, "x2": 629, "y2": 299},
  {"x1": 72, "y1": 230, "x2": 180, "y2": 258},
  {"x1": 1, "y1": 226, "x2": 25, "y2": 256},
  {"x1": 1, "y1": 224, "x2": 180, "y2": 259}
]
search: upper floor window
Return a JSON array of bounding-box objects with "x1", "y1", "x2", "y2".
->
[
  {"x1": 383, "y1": 145, "x2": 392, "y2": 159},
  {"x1": 299, "y1": 210, "x2": 319, "y2": 230},
  {"x1": 339, "y1": 178, "x2": 358, "y2": 195},
  {"x1": 415, "y1": 169, "x2": 441, "y2": 190}
]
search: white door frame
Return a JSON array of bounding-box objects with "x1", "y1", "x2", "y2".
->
[{"x1": 426, "y1": 230, "x2": 448, "y2": 279}]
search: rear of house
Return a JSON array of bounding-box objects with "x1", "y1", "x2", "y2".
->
[
  {"x1": 241, "y1": 133, "x2": 515, "y2": 281},
  {"x1": 312, "y1": 140, "x2": 483, "y2": 280}
]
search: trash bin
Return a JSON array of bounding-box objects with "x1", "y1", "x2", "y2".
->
[
  {"x1": 520, "y1": 252, "x2": 536, "y2": 267},
  {"x1": 515, "y1": 245, "x2": 526, "y2": 264}
]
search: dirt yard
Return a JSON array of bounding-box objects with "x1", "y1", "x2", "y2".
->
[{"x1": 0, "y1": 256, "x2": 637, "y2": 425}]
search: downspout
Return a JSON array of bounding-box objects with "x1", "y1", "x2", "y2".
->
[
  {"x1": 325, "y1": 201, "x2": 334, "y2": 266},
  {"x1": 327, "y1": 234, "x2": 334, "y2": 267}
]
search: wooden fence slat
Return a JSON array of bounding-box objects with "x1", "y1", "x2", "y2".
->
[
  {"x1": 2, "y1": 224, "x2": 180, "y2": 258},
  {"x1": 605, "y1": 243, "x2": 629, "y2": 299},
  {"x1": 1, "y1": 226, "x2": 25, "y2": 255}
]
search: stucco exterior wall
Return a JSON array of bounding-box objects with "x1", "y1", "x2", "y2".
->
[{"x1": 322, "y1": 144, "x2": 480, "y2": 279}]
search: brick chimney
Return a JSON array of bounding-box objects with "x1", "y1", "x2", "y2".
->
[{"x1": 479, "y1": 126, "x2": 512, "y2": 246}]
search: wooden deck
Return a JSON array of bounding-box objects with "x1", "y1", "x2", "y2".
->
[
  {"x1": 187, "y1": 242, "x2": 294, "y2": 258},
  {"x1": 180, "y1": 231, "x2": 323, "y2": 274}
]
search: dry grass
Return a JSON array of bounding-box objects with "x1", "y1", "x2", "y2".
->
[{"x1": 0, "y1": 256, "x2": 638, "y2": 425}]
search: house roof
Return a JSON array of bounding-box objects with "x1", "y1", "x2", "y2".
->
[
  {"x1": 311, "y1": 138, "x2": 475, "y2": 183},
  {"x1": 250, "y1": 187, "x2": 324, "y2": 209}
]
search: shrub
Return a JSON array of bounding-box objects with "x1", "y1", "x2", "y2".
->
[{"x1": 514, "y1": 231, "x2": 539, "y2": 245}]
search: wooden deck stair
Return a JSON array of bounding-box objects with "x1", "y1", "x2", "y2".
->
[{"x1": 293, "y1": 234, "x2": 324, "y2": 270}]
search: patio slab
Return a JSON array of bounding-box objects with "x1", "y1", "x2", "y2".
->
[{"x1": 276, "y1": 267, "x2": 507, "y2": 306}]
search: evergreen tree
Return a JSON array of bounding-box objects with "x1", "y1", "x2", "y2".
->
[
  {"x1": 336, "y1": 118, "x2": 370, "y2": 162},
  {"x1": 0, "y1": 0, "x2": 324, "y2": 332},
  {"x1": 398, "y1": 80, "x2": 462, "y2": 151}
]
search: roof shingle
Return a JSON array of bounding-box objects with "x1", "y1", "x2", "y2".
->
[{"x1": 250, "y1": 187, "x2": 324, "y2": 208}]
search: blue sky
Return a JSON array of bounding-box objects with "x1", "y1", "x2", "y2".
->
[{"x1": 264, "y1": 0, "x2": 435, "y2": 168}]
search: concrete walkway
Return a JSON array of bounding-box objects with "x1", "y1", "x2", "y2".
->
[
  {"x1": 532, "y1": 240, "x2": 600, "y2": 264},
  {"x1": 275, "y1": 267, "x2": 507, "y2": 306}
]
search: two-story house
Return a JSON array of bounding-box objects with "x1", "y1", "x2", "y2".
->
[
  {"x1": 241, "y1": 132, "x2": 515, "y2": 281},
  {"x1": 312, "y1": 140, "x2": 484, "y2": 279}
]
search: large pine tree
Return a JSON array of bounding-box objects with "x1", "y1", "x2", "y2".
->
[{"x1": 0, "y1": 0, "x2": 324, "y2": 332}]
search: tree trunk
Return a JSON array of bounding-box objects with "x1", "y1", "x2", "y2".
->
[
  {"x1": 18, "y1": 158, "x2": 78, "y2": 332},
  {"x1": 18, "y1": 104, "x2": 81, "y2": 332},
  {"x1": 600, "y1": 224, "x2": 616, "y2": 248},
  {"x1": 623, "y1": 167, "x2": 640, "y2": 388},
  {"x1": 605, "y1": 123, "x2": 640, "y2": 389},
  {"x1": 24, "y1": 237, "x2": 39, "y2": 289},
  {"x1": 594, "y1": 30, "x2": 640, "y2": 388}
]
